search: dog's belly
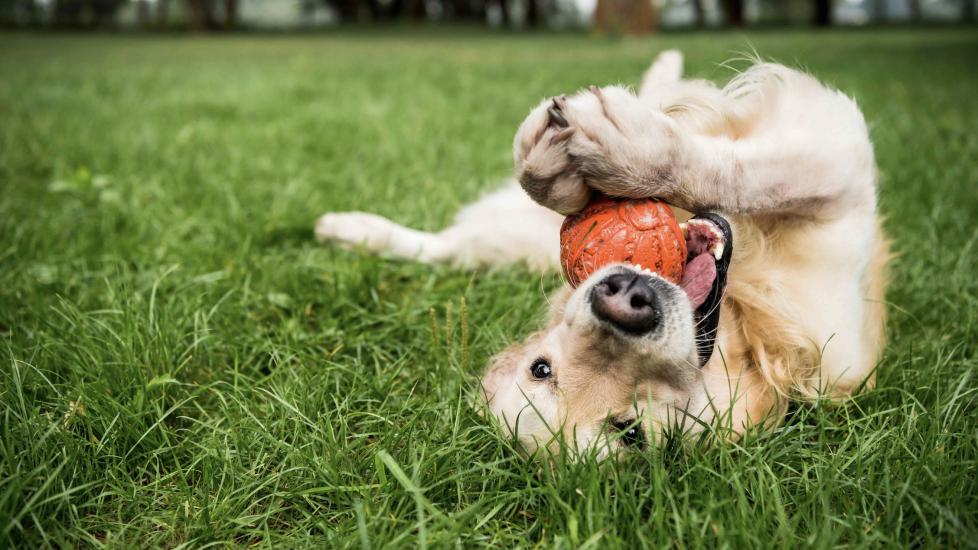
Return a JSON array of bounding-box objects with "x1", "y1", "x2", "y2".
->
[{"x1": 764, "y1": 208, "x2": 880, "y2": 395}]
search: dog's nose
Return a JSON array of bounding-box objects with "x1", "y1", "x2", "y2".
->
[{"x1": 591, "y1": 272, "x2": 660, "y2": 335}]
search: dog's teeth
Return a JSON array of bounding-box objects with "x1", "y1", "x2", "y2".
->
[
  {"x1": 713, "y1": 242, "x2": 725, "y2": 260},
  {"x1": 679, "y1": 222, "x2": 688, "y2": 238},
  {"x1": 633, "y1": 263, "x2": 657, "y2": 277}
]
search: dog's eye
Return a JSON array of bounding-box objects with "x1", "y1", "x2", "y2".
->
[
  {"x1": 612, "y1": 419, "x2": 645, "y2": 449},
  {"x1": 530, "y1": 358, "x2": 551, "y2": 380}
]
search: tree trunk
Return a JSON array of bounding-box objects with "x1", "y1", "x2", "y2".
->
[
  {"x1": 526, "y1": 0, "x2": 539, "y2": 26},
  {"x1": 365, "y1": 0, "x2": 383, "y2": 20},
  {"x1": 872, "y1": 0, "x2": 886, "y2": 22},
  {"x1": 908, "y1": 0, "x2": 921, "y2": 21},
  {"x1": 187, "y1": 0, "x2": 216, "y2": 29},
  {"x1": 330, "y1": 0, "x2": 361, "y2": 22},
  {"x1": 963, "y1": 0, "x2": 974, "y2": 22},
  {"x1": 691, "y1": 0, "x2": 705, "y2": 27},
  {"x1": 593, "y1": 0, "x2": 656, "y2": 34},
  {"x1": 721, "y1": 0, "x2": 743, "y2": 26},
  {"x1": 91, "y1": 0, "x2": 122, "y2": 26},
  {"x1": 813, "y1": 0, "x2": 830, "y2": 26},
  {"x1": 452, "y1": 0, "x2": 472, "y2": 19},
  {"x1": 53, "y1": 0, "x2": 84, "y2": 27},
  {"x1": 224, "y1": 0, "x2": 238, "y2": 27},
  {"x1": 157, "y1": 0, "x2": 170, "y2": 25},
  {"x1": 472, "y1": 0, "x2": 486, "y2": 21},
  {"x1": 409, "y1": 0, "x2": 428, "y2": 19}
]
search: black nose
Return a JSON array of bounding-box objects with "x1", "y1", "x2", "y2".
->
[{"x1": 590, "y1": 272, "x2": 660, "y2": 335}]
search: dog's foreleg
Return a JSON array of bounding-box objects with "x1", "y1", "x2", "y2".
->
[
  {"x1": 315, "y1": 183, "x2": 563, "y2": 271},
  {"x1": 677, "y1": 87, "x2": 877, "y2": 217},
  {"x1": 315, "y1": 212, "x2": 452, "y2": 264},
  {"x1": 515, "y1": 64, "x2": 876, "y2": 219},
  {"x1": 638, "y1": 50, "x2": 684, "y2": 99}
]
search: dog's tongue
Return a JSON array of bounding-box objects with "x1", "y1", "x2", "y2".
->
[{"x1": 681, "y1": 253, "x2": 717, "y2": 310}]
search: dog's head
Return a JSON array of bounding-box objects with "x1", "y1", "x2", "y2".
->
[{"x1": 481, "y1": 214, "x2": 732, "y2": 457}]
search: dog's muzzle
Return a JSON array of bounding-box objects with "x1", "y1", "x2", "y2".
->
[{"x1": 590, "y1": 272, "x2": 661, "y2": 335}]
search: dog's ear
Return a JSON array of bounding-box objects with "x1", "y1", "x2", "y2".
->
[{"x1": 690, "y1": 213, "x2": 733, "y2": 366}]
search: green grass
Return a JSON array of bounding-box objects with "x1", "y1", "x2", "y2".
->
[{"x1": 1, "y1": 28, "x2": 977, "y2": 547}]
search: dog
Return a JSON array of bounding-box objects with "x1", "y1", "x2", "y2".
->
[{"x1": 315, "y1": 50, "x2": 890, "y2": 458}]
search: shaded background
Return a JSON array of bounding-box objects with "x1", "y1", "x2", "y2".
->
[{"x1": 1, "y1": 0, "x2": 975, "y2": 32}]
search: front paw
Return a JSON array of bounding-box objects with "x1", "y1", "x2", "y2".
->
[
  {"x1": 548, "y1": 86, "x2": 680, "y2": 202},
  {"x1": 513, "y1": 97, "x2": 591, "y2": 215},
  {"x1": 315, "y1": 211, "x2": 394, "y2": 252}
]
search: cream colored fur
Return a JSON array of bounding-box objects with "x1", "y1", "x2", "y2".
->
[{"x1": 316, "y1": 51, "x2": 889, "y2": 458}]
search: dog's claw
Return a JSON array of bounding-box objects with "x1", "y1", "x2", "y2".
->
[
  {"x1": 549, "y1": 127, "x2": 575, "y2": 144},
  {"x1": 548, "y1": 100, "x2": 569, "y2": 128}
]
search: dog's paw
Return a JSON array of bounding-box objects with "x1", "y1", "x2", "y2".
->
[
  {"x1": 559, "y1": 85, "x2": 680, "y2": 200},
  {"x1": 516, "y1": 86, "x2": 681, "y2": 208},
  {"x1": 315, "y1": 212, "x2": 396, "y2": 251},
  {"x1": 513, "y1": 98, "x2": 591, "y2": 215}
]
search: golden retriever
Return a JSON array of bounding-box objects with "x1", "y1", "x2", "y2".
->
[{"x1": 315, "y1": 50, "x2": 889, "y2": 459}]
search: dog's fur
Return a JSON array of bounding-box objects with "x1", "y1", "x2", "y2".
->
[{"x1": 316, "y1": 51, "x2": 889, "y2": 458}]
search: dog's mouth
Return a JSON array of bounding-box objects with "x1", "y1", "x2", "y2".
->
[
  {"x1": 680, "y1": 213, "x2": 733, "y2": 366},
  {"x1": 680, "y1": 218, "x2": 725, "y2": 310},
  {"x1": 584, "y1": 213, "x2": 731, "y2": 366}
]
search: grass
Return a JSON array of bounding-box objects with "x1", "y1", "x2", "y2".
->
[{"x1": 1, "y1": 27, "x2": 977, "y2": 547}]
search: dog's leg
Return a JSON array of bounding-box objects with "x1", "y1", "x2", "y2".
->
[
  {"x1": 315, "y1": 211, "x2": 453, "y2": 263},
  {"x1": 638, "y1": 50, "x2": 684, "y2": 98},
  {"x1": 316, "y1": 182, "x2": 563, "y2": 271},
  {"x1": 515, "y1": 64, "x2": 876, "y2": 218}
]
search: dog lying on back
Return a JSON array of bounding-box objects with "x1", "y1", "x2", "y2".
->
[{"x1": 316, "y1": 51, "x2": 889, "y2": 458}]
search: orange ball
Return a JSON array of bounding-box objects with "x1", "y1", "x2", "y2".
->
[{"x1": 560, "y1": 195, "x2": 687, "y2": 288}]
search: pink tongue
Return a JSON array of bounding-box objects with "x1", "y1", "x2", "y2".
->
[{"x1": 681, "y1": 254, "x2": 717, "y2": 310}]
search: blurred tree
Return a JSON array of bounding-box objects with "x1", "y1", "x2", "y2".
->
[
  {"x1": 320, "y1": 0, "x2": 388, "y2": 23},
  {"x1": 0, "y1": 0, "x2": 43, "y2": 26},
  {"x1": 186, "y1": 0, "x2": 238, "y2": 29},
  {"x1": 226, "y1": 0, "x2": 237, "y2": 25},
  {"x1": 186, "y1": 0, "x2": 212, "y2": 28},
  {"x1": 691, "y1": 0, "x2": 705, "y2": 26},
  {"x1": 593, "y1": 0, "x2": 656, "y2": 33},
  {"x1": 328, "y1": 0, "x2": 362, "y2": 22},
  {"x1": 495, "y1": 0, "x2": 510, "y2": 25},
  {"x1": 384, "y1": 0, "x2": 428, "y2": 20},
  {"x1": 526, "y1": 0, "x2": 539, "y2": 25},
  {"x1": 813, "y1": 0, "x2": 830, "y2": 26},
  {"x1": 157, "y1": 0, "x2": 169, "y2": 25},
  {"x1": 135, "y1": 0, "x2": 150, "y2": 26},
  {"x1": 872, "y1": 0, "x2": 886, "y2": 22},
  {"x1": 908, "y1": 0, "x2": 921, "y2": 21},
  {"x1": 448, "y1": 0, "x2": 485, "y2": 21},
  {"x1": 721, "y1": 0, "x2": 743, "y2": 26},
  {"x1": 53, "y1": 0, "x2": 83, "y2": 26},
  {"x1": 7, "y1": 0, "x2": 975, "y2": 30},
  {"x1": 52, "y1": 0, "x2": 125, "y2": 27}
]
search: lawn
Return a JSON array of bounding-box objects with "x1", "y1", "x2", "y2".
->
[{"x1": 1, "y1": 28, "x2": 977, "y2": 547}]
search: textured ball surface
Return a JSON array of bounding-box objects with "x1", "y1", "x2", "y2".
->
[{"x1": 560, "y1": 195, "x2": 687, "y2": 288}]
